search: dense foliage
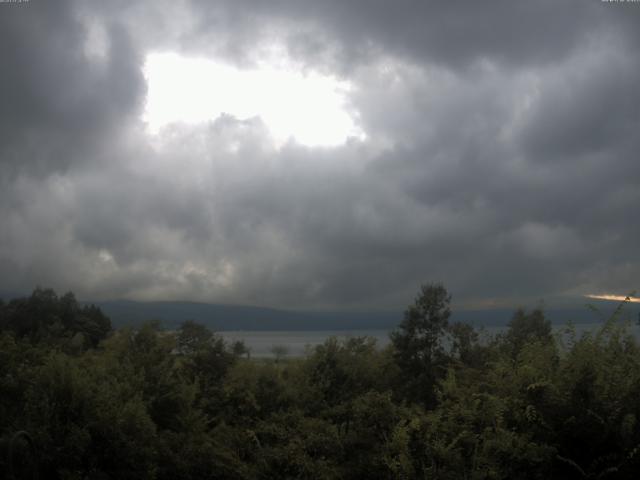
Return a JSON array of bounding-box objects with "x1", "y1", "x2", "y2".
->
[{"x1": 1, "y1": 286, "x2": 640, "y2": 479}]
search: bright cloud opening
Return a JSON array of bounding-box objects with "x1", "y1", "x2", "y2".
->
[
  {"x1": 585, "y1": 294, "x2": 640, "y2": 303},
  {"x1": 142, "y1": 52, "x2": 366, "y2": 147}
]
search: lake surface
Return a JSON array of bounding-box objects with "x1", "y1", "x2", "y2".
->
[{"x1": 221, "y1": 322, "x2": 640, "y2": 357}]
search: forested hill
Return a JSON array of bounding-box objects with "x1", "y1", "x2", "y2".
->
[{"x1": 91, "y1": 298, "x2": 639, "y2": 330}]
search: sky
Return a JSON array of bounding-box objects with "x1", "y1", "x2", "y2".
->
[{"x1": 1, "y1": 0, "x2": 639, "y2": 310}]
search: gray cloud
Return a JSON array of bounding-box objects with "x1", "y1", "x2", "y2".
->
[
  {"x1": 0, "y1": 0, "x2": 145, "y2": 177},
  {"x1": 180, "y1": 0, "x2": 640, "y2": 71},
  {"x1": 0, "y1": 0, "x2": 639, "y2": 309}
]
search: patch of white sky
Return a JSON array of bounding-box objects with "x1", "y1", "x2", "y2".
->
[
  {"x1": 142, "y1": 51, "x2": 367, "y2": 148},
  {"x1": 585, "y1": 294, "x2": 640, "y2": 303}
]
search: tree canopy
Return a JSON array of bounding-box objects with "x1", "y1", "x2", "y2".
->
[{"x1": 1, "y1": 286, "x2": 640, "y2": 479}]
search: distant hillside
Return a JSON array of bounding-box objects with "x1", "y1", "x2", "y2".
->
[
  {"x1": 91, "y1": 300, "x2": 401, "y2": 331},
  {"x1": 90, "y1": 298, "x2": 640, "y2": 331}
]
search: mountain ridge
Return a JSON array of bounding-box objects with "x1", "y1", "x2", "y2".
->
[{"x1": 89, "y1": 298, "x2": 640, "y2": 331}]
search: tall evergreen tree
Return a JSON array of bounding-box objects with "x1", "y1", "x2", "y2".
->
[{"x1": 390, "y1": 283, "x2": 451, "y2": 407}]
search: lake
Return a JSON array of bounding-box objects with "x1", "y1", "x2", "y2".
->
[{"x1": 221, "y1": 322, "x2": 640, "y2": 357}]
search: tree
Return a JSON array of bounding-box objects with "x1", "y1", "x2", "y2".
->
[
  {"x1": 177, "y1": 320, "x2": 213, "y2": 355},
  {"x1": 0, "y1": 288, "x2": 111, "y2": 349},
  {"x1": 306, "y1": 336, "x2": 388, "y2": 408},
  {"x1": 504, "y1": 308, "x2": 552, "y2": 358},
  {"x1": 449, "y1": 320, "x2": 484, "y2": 368},
  {"x1": 390, "y1": 283, "x2": 451, "y2": 407},
  {"x1": 271, "y1": 345, "x2": 290, "y2": 364}
]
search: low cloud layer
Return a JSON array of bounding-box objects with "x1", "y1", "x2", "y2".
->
[{"x1": 1, "y1": 0, "x2": 639, "y2": 309}]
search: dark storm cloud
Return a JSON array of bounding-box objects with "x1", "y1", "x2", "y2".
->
[
  {"x1": 183, "y1": 0, "x2": 639, "y2": 71},
  {"x1": 0, "y1": 0, "x2": 145, "y2": 176},
  {"x1": 0, "y1": 0, "x2": 639, "y2": 308}
]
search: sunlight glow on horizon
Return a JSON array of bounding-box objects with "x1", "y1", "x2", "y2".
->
[
  {"x1": 142, "y1": 52, "x2": 366, "y2": 147},
  {"x1": 585, "y1": 294, "x2": 640, "y2": 303}
]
